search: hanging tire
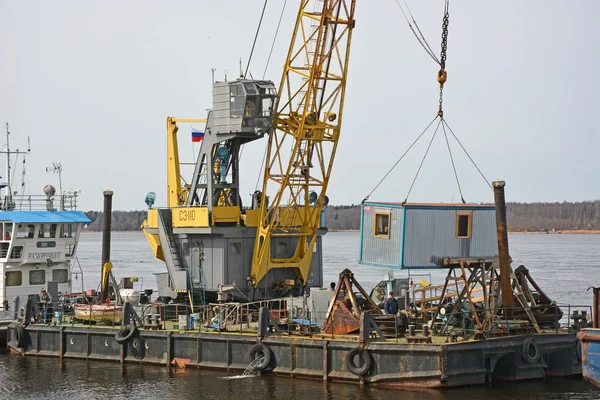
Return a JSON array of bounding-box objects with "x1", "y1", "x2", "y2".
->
[
  {"x1": 247, "y1": 343, "x2": 271, "y2": 371},
  {"x1": 575, "y1": 340, "x2": 582, "y2": 363},
  {"x1": 346, "y1": 348, "x2": 371, "y2": 376},
  {"x1": 521, "y1": 337, "x2": 541, "y2": 364},
  {"x1": 115, "y1": 324, "x2": 137, "y2": 345},
  {"x1": 14, "y1": 324, "x2": 25, "y2": 348}
]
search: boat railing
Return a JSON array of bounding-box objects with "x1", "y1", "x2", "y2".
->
[{"x1": 1, "y1": 193, "x2": 80, "y2": 211}]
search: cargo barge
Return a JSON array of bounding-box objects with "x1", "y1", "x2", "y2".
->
[{"x1": 6, "y1": 0, "x2": 590, "y2": 390}]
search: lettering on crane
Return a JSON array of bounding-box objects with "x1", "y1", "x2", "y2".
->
[{"x1": 179, "y1": 210, "x2": 196, "y2": 221}]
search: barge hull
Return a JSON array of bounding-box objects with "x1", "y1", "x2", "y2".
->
[{"x1": 7, "y1": 324, "x2": 582, "y2": 388}]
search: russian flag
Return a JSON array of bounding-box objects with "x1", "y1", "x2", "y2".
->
[{"x1": 192, "y1": 130, "x2": 204, "y2": 142}]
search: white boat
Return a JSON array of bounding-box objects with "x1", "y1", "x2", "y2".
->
[{"x1": 0, "y1": 123, "x2": 90, "y2": 323}]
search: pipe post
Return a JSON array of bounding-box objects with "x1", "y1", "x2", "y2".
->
[
  {"x1": 100, "y1": 190, "x2": 113, "y2": 302},
  {"x1": 492, "y1": 179, "x2": 513, "y2": 319}
]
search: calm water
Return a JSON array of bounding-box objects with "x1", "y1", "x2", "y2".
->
[{"x1": 1, "y1": 231, "x2": 597, "y2": 399}]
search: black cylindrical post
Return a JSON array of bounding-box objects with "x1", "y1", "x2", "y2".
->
[
  {"x1": 492, "y1": 179, "x2": 513, "y2": 318},
  {"x1": 101, "y1": 190, "x2": 113, "y2": 265}
]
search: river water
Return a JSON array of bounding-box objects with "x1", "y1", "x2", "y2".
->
[{"x1": 1, "y1": 231, "x2": 598, "y2": 399}]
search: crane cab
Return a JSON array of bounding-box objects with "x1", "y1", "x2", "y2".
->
[{"x1": 211, "y1": 79, "x2": 277, "y2": 138}]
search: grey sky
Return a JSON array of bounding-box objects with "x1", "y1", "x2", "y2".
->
[{"x1": 1, "y1": 1, "x2": 598, "y2": 211}]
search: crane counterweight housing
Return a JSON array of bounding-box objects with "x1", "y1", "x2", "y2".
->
[{"x1": 142, "y1": 0, "x2": 356, "y2": 303}]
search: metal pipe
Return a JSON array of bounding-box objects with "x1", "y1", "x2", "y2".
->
[
  {"x1": 593, "y1": 286, "x2": 600, "y2": 329},
  {"x1": 101, "y1": 190, "x2": 113, "y2": 265},
  {"x1": 100, "y1": 190, "x2": 113, "y2": 303},
  {"x1": 492, "y1": 180, "x2": 513, "y2": 319}
]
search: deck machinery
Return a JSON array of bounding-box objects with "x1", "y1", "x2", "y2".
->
[{"x1": 143, "y1": 0, "x2": 355, "y2": 304}]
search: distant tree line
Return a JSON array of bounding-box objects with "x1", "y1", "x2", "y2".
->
[{"x1": 82, "y1": 201, "x2": 600, "y2": 232}]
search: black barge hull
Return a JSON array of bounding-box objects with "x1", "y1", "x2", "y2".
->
[{"x1": 6, "y1": 323, "x2": 582, "y2": 388}]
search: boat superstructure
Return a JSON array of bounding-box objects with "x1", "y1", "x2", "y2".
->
[{"x1": 0, "y1": 123, "x2": 90, "y2": 311}]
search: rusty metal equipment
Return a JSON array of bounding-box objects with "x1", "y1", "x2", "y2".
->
[
  {"x1": 323, "y1": 269, "x2": 381, "y2": 335},
  {"x1": 513, "y1": 265, "x2": 563, "y2": 329}
]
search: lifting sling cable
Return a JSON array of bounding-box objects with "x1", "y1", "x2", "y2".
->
[
  {"x1": 403, "y1": 119, "x2": 443, "y2": 203},
  {"x1": 395, "y1": 0, "x2": 441, "y2": 65},
  {"x1": 365, "y1": 0, "x2": 492, "y2": 202}
]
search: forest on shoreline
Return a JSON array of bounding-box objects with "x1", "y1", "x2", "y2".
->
[{"x1": 82, "y1": 201, "x2": 600, "y2": 233}]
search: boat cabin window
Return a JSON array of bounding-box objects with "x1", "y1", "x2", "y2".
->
[
  {"x1": 6, "y1": 271, "x2": 22, "y2": 286},
  {"x1": 37, "y1": 241, "x2": 56, "y2": 248},
  {"x1": 10, "y1": 246, "x2": 23, "y2": 259},
  {"x1": 3, "y1": 223, "x2": 13, "y2": 240},
  {"x1": 29, "y1": 269, "x2": 45, "y2": 285},
  {"x1": 65, "y1": 244, "x2": 75, "y2": 257},
  {"x1": 38, "y1": 224, "x2": 57, "y2": 239},
  {"x1": 374, "y1": 212, "x2": 390, "y2": 239},
  {"x1": 52, "y1": 269, "x2": 69, "y2": 284},
  {"x1": 456, "y1": 210, "x2": 473, "y2": 238},
  {"x1": 0, "y1": 243, "x2": 8, "y2": 258},
  {"x1": 60, "y1": 224, "x2": 74, "y2": 238},
  {"x1": 16, "y1": 224, "x2": 35, "y2": 239}
]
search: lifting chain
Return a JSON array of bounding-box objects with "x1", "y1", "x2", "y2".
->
[{"x1": 437, "y1": 3, "x2": 449, "y2": 117}]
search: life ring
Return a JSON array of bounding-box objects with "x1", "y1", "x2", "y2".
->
[
  {"x1": 115, "y1": 324, "x2": 137, "y2": 345},
  {"x1": 14, "y1": 324, "x2": 25, "y2": 348},
  {"x1": 521, "y1": 337, "x2": 541, "y2": 364},
  {"x1": 346, "y1": 347, "x2": 371, "y2": 376},
  {"x1": 247, "y1": 343, "x2": 271, "y2": 371},
  {"x1": 575, "y1": 340, "x2": 582, "y2": 363}
]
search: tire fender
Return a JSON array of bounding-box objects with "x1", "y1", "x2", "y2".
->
[
  {"x1": 247, "y1": 343, "x2": 272, "y2": 371},
  {"x1": 14, "y1": 324, "x2": 25, "y2": 348},
  {"x1": 346, "y1": 347, "x2": 372, "y2": 376},
  {"x1": 522, "y1": 337, "x2": 541, "y2": 364},
  {"x1": 115, "y1": 324, "x2": 137, "y2": 345}
]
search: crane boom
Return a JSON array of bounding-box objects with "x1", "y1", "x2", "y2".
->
[{"x1": 250, "y1": 0, "x2": 356, "y2": 288}]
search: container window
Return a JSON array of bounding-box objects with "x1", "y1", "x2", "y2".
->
[
  {"x1": 374, "y1": 212, "x2": 391, "y2": 238},
  {"x1": 29, "y1": 269, "x2": 46, "y2": 285},
  {"x1": 52, "y1": 269, "x2": 69, "y2": 284},
  {"x1": 6, "y1": 271, "x2": 22, "y2": 286},
  {"x1": 456, "y1": 210, "x2": 473, "y2": 238}
]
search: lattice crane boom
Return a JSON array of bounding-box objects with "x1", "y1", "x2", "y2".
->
[{"x1": 250, "y1": 0, "x2": 356, "y2": 288}]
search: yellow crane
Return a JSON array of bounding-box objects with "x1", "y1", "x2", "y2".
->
[{"x1": 250, "y1": 0, "x2": 356, "y2": 288}]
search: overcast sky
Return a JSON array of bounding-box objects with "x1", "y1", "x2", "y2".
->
[{"x1": 1, "y1": 1, "x2": 598, "y2": 211}]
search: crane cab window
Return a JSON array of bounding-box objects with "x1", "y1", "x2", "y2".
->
[
  {"x1": 456, "y1": 210, "x2": 473, "y2": 238},
  {"x1": 374, "y1": 212, "x2": 390, "y2": 239},
  {"x1": 230, "y1": 84, "x2": 245, "y2": 117}
]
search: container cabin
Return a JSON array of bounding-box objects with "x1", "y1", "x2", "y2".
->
[{"x1": 359, "y1": 202, "x2": 498, "y2": 269}]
